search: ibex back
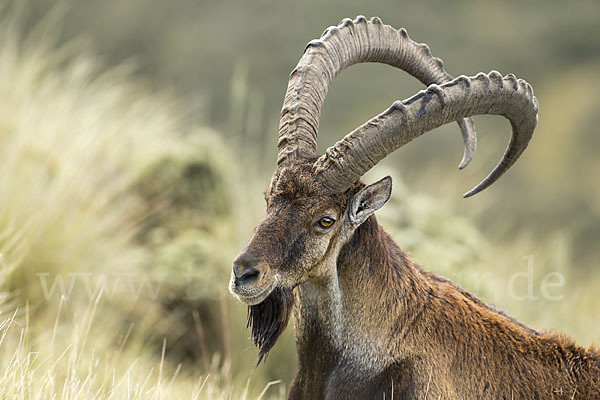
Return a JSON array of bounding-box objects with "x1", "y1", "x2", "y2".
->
[{"x1": 229, "y1": 16, "x2": 600, "y2": 399}]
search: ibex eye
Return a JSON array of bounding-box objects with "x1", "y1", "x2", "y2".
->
[{"x1": 317, "y1": 217, "x2": 335, "y2": 229}]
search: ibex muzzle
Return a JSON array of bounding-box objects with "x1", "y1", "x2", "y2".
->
[
  {"x1": 229, "y1": 16, "x2": 599, "y2": 399},
  {"x1": 232, "y1": 253, "x2": 260, "y2": 285}
]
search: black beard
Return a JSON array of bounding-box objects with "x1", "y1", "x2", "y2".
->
[{"x1": 247, "y1": 287, "x2": 294, "y2": 365}]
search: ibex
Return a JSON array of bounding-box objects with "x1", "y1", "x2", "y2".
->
[{"x1": 229, "y1": 16, "x2": 600, "y2": 399}]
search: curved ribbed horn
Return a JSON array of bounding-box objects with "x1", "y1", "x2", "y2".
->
[
  {"x1": 278, "y1": 16, "x2": 477, "y2": 168},
  {"x1": 312, "y1": 71, "x2": 538, "y2": 197}
]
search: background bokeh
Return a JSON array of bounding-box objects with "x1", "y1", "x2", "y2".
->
[{"x1": 0, "y1": 0, "x2": 599, "y2": 398}]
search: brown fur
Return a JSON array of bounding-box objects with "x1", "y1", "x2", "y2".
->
[{"x1": 230, "y1": 164, "x2": 600, "y2": 399}]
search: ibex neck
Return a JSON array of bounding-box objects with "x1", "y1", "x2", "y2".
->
[{"x1": 293, "y1": 216, "x2": 430, "y2": 375}]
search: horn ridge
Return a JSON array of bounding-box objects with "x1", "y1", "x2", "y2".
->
[
  {"x1": 277, "y1": 16, "x2": 477, "y2": 168},
  {"x1": 313, "y1": 72, "x2": 538, "y2": 196}
]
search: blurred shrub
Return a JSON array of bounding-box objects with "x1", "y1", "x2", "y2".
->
[
  {"x1": 134, "y1": 131, "x2": 234, "y2": 296},
  {"x1": 0, "y1": 0, "x2": 236, "y2": 376}
]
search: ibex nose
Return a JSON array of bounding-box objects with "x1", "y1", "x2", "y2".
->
[{"x1": 232, "y1": 253, "x2": 260, "y2": 286}]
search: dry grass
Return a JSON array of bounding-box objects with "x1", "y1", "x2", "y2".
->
[
  {"x1": 0, "y1": 296, "x2": 286, "y2": 399},
  {"x1": 0, "y1": 5, "x2": 285, "y2": 399}
]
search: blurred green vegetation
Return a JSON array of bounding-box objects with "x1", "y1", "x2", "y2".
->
[{"x1": 0, "y1": 0, "x2": 598, "y2": 398}]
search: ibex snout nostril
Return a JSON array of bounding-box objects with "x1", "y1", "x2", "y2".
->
[
  {"x1": 232, "y1": 253, "x2": 261, "y2": 285},
  {"x1": 235, "y1": 266, "x2": 260, "y2": 285}
]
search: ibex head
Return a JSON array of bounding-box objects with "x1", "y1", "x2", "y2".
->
[{"x1": 229, "y1": 16, "x2": 538, "y2": 363}]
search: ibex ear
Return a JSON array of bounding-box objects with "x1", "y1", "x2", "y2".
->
[{"x1": 349, "y1": 176, "x2": 392, "y2": 226}]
